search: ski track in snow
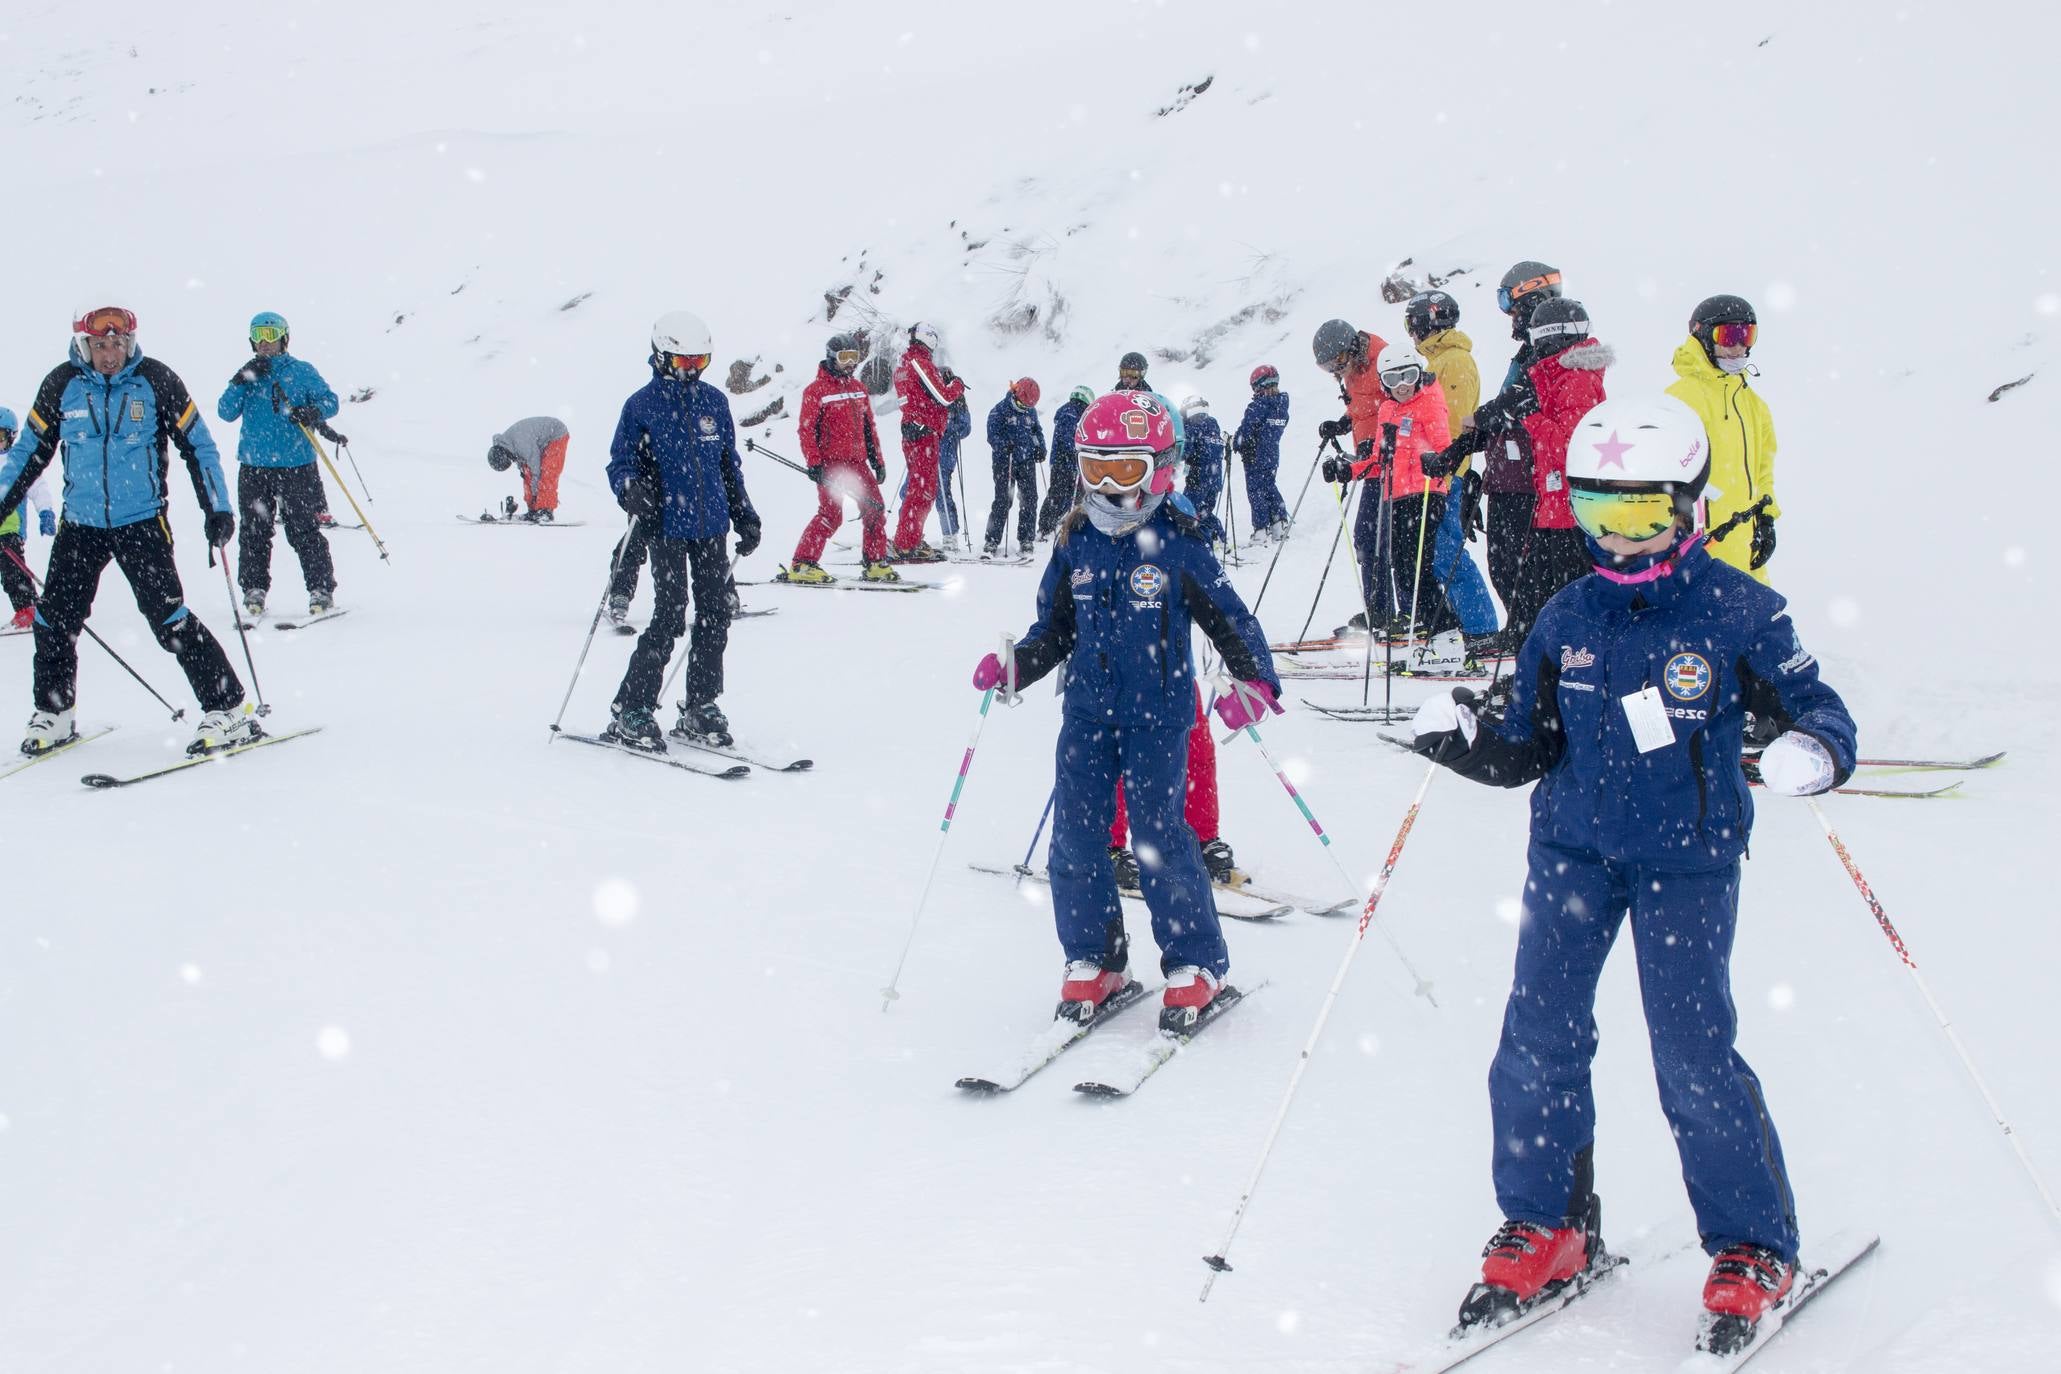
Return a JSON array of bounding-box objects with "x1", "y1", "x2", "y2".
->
[{"x1": 0, "y1": 3, "x2": 2057, "y2": 1371}]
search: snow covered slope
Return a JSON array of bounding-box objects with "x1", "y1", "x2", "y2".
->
[{"x1": 1, "y1": 3, "x2": 2056, "y2": 1370}]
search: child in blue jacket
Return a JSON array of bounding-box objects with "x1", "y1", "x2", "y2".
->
[
  {"x1": 1232, "y1": 365, "x2": 1291, "y2": 541},
  {"x1": 970, "y1": 391, "x2": 1278, "y2": 1033},
  {"x1": 1409, "y1": 394, "x2": 1857, "y2": 1351}
]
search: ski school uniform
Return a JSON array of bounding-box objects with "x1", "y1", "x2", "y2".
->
[
  {"x1": 1181, "y1": 411, "x2": 1228, "y2": 547},
  {"x1": 1009, "y1": 500, "x2": 1277, "y2": 980},
  {"x1": 938, "y1": 395, "x2": 972, "y2": 539},
  {"x1": 890, "y1": 343, "x2": 964, "y2": 551},
  {"x1": 0, "y1": 344, "x2": 244, "y2": 714},
  {"x1": 983, "y1": 396, "x2": 1045, "y2": 551},
  {"x1": 1231, "y1": 387, "x2": 1290, "y2": 532},
  {"x1": 792, "y1": 362, "x2": 887, "y2": 564},
  {"x1": 1432, "y1": 540, "x2": 1856, "y2": 1263},
  {"x1": 1038, "y1": 396, "x2": 1087, "y2": 536}
]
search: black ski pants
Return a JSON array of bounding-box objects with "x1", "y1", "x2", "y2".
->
[
  {"x1": 237, "y1": 462, "x2": 336, "y2": 597},
  {"x1": 984, "y1": 453, "x2": 1039, "y2": 551},
  {"x1": 33, "y1": 518, "x2": 243, "y2": 714},
  {"x1": 1506, "y1": 524, "x2": 1591, "y2": 645},
  {"x1": 1037, "y1": 455, "x2": 1078, "y2": 536},
  {"x1": 1485, "y1": 490, "x2": 1535, "y2": 616},
  {"x1": 608, "y1": 517, "x2": 656, "y2": 603},
  {"x1": 0, "y1": 532, "x2": 34, "y2": 612},
  {"x1": 1358, "y1": 491, "x2": 1454, "y2": 628},
  {"x1": 612, "y1": 534, "x2": 731, "y2": 714}
]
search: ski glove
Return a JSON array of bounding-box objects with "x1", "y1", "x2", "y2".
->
[
  {"x1": 231, "y1": 356, "x2": 272, "y2": 387},
  {"x1": 1418, "y1": 446, "x2": 1461, "y2": 480},
  {"x1": 1749, "y1": 513, "x2": 1777, "y2": 569},
  {"x1": 1460, "y1": 471, "x2": 1485, "y2": 542},
  {"x1": 732, "y1": 514, "x2": 762, "y2": 558},
  {"x1": 971, "y1": 652, "x2": 1007, "y2": 691},
  {"x1": 1756, "y1": 731, "x2": 1836, "y2": 796},
  {"x1": 289, "y1": 404, "x2": 328, "y2": 428},
  {"x1": 204, "y1": 510, "x2": 236, "y2": 549},
  {"x1": 1212, "y1": 680, "x2": 1282, "y2": 731},
  {"x1": 1316, "y1": 416, "x2": 1352, "y2": 442},
  {"x1": 617, "y1": 477, "x2": 659, "y2": 518},
  {"x1": 806, "y1": 465, "x2": 825, "y2": 484},
  {"x1": 901, "y1": 421, "x2": 933, "y2": 442},
  {"x1": 1409, "y1": 687, "x2": 1479, "y2": 764},
  {"x1": 869, "y1": 458, "x2": 886, "y2": 483},
  {"x1": 39, "y1": 510, "x2": 57, "y2": 537}
]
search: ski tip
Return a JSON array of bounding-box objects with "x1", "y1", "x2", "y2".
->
[
  {"x1": 719, "y1": 765, "x2": 752, "y2": 779},
  {"x1": 79, "y1": 774, "x2": 119, "y2": 789},
  {"x1": 954, "y1": 1077, "x2": 1005, "y2": 1094},
  {"x1": 781, "y1": 759, "x2": 816, "y2": 771},
  {"x1": 1073, "y1": 1082, "x2": 1128, "y2": 1098}
]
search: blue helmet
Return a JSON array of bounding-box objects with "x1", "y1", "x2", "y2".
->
[
  {"x1": 249, "y1": 310, "x2": 290, "y2": 346},
  {"x1": 0, "y1": 405, "x2": 16, "y2": 439}
]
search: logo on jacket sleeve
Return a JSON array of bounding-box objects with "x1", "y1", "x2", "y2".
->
[
  {"x1": 697, "y1": 415, "x2": 717, "y2": 436},
  {"x1": 129, "y1": 398, "x2": 146, "y2": 424},
  {"x1": 1128, "y1": 563, "x2": 1166, "y2": 603},
  {"x1": 1664, "y1": 652, "x2": 1712, "y2": 701},
  {"x1": 1560, "y1": 645, "x2": 1595, "y2": 670}
]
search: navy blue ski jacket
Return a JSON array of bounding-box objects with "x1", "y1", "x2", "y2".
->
[
  {"x1": 940, "y1": 396, "x2": 973, "y2": 470},
  {"x1": 1233, "y1": 389, "x2": 1290, "y2": 465},
  {"x1": 1442, "y1": 541, "x2": 1857, "y2": 870},
  {"x1": 1182, "y1": 412, "x2": 1226, "y2": 511},
  {"x1": 1012, "y1": 501, "x2": 1277, "y2": 729},
  {"x1": 1049, "y1": 397, "x2": 1088, "y2": 470},
  {"x1": 986, "y1": 397, "x2": 1045, "y2": 466},
  {"x1": 606, "y1": 365, "x2": 757, "y2": 542},
  {"x1": 0, "y1": 343, "x2": 230, "y2": 530}
]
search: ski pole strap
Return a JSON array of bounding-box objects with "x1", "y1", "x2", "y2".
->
[
  {"x1": 1706, "y1": 494, "x2": 1772, "y2": 543},
  {"x1": 941, "y1": 688, "x2": 996, "y2": 831}
]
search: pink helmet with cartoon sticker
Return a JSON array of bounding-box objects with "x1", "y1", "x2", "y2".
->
[{"x1": 1074, "y1": 390, "x2": 1179, "y2": 496}]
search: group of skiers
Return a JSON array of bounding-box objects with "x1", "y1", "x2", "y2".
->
[
  {"x1": 950, "y1": 262, "x2": 1836, "y2": 1354},
  {"x1": 0, "y1": 305, "x2": 353, "y2": 759},
  {"x1": 1, "y1": 274, "x2": 1838, "y2": 1353}
]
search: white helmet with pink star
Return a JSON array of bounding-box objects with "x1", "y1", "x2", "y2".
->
[{"x1": 1567, "y1": 395, "x2": 1709, "y2": 490}]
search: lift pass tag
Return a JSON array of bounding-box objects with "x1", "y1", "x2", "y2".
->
[{"x1": 1620, "y1": 686, "x2": 1674, "y2": 753}]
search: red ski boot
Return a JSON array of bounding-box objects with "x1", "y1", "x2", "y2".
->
[
  {"x1": 1056, "y1": 960, "x2": 1130, "y2": 1024},
  {"x1": 1697, "y1": 1243, "x2": 1795, "y2": 1354},
  {"x1": 1159, "y1": 966, "x2": 1222, "y2": 1033},
  {"x1": 1455, "y1": 1200, "x2": 1609, "y2": 1333}
]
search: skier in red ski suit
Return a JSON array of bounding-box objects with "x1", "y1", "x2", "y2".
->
[
  {"x1": 891, "y1": 324, "x2": 965, "y2": 559},
  {"x1": 789, "y1": 334, "x2": 891, "y2": 575}
]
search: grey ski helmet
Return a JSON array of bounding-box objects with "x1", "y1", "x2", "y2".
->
[
  {"x1": 1404, "y1": 290, "x2": 1459, "y2": 340},
  {"x1": 1526, "y1": 297, "x2": 1591, "y2": 352},
  {"x1": 1497, "y1": 261, "x2": 1563, "y2": 314},
  {"x1": 1312, "y1": 318, "x2": 1360, "y2": 372}
]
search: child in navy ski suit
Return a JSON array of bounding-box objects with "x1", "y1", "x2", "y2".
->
[
  {"x1": 1411, "y1": 393, "x2": 1857, "y2": 1338},
  {"x1": 1179, "y1": 399, "x2": 1227, "y2": 548},
  {"x1": 1232, "y1": 368, "x2": 1291, "y2": 539},
  {"x1": 973, "y1": 390, "x2": 1278, "y2": 1029}
]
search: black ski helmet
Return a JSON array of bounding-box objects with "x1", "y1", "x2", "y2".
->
[
  {"x1": 1526, "y1": 297, "x2": 1591, "y2": 354},
  {"x1": 825, "y1": 333, "x2": 863, "y2": 371},
  {"x1": 1312, "y1": 318, "x2": 1360, "y2": 372},
  {"x1": 1118, "y1": 350, "x2": 1149, "y2": 380},
  {"x1": 1497, "y1": 261, "x2": 1563, "y2": 314},
  {"x1": 1404, "y1": 290, "x2": 1459, "y2": 341},
  {"x1": 1688, "y1": 294, "x2": 1757, "y2": 361}
]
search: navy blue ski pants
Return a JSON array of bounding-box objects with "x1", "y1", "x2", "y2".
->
[
  {"x1": 1048, "y1": 714, "x2": 1228, "y2": 980},
  {"x1": 1491, "y1": 840, "x2": 1799, "y2": 1261}
]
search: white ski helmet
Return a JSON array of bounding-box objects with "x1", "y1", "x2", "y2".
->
[
  {"x1": 1178, "y1": 393, "x2": 1208, "y2": 419},
  {"x1": 910, "y1": 322, "x2": 942, "y2": 353},
  {"x1": 650, "y1": 310, "x2": 712, "y2": 359},
  {"x1": 1374, "y1": 342, "x2": 1428, "y2": 392},
  {"x1": 1566, "y1": 394, "x2": 1710, "y2": 490}
]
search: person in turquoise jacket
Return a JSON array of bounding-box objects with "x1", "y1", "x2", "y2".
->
[{"x1": 216, "y1": 311, "x2": 340, "y2": 618}]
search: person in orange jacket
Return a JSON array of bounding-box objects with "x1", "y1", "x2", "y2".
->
[{"x1": 1321, "y1": 342, "x2": 1453, "y2": 634}]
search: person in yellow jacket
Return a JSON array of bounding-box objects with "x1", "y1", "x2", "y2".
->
[
  {"x1": 1667, "y1": 295, "x2": 1779, "y2": 582},
  {"x1": 1406, "y1": 291, "x2": 1501, "y2": 646}
]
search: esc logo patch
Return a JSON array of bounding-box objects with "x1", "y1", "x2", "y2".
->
[
  {"x1": 1128, "y1": 563, "x2": 1167, "y2": 601},
  {"x1": 1664, "y1": 652, "x2": 1712, "y2": 701}
]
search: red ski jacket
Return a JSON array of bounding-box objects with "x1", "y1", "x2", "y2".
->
[
  {"x1": 892, "y1": 343, "x2": 965, "y2": 440},
  {"x1": 1522, "y1": 340, "x2": 1612, "y2": 529},
  {"x1": 798, "y1": 362, "x2": 881, "y2": 468},
  {"x1": 1358, "y1": 381, "x2": 1452, "y2": 500}
]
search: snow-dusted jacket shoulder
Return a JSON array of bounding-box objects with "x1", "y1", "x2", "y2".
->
[
  {"x1": 986, "y1": 398, "x2": 1045, "y2": 463},
  {"x1": 606, "y1": 371, "x2": 755, "y2": 541},
  {"x1": 1011, "y1": 504, "x2": 1276, "y2": 729},
  {"x1": 1444, "y1": 543, "x2": 1856, "y2": 869},
  {"x1": 0, "y1": 345, "x2": 230, "y2": 529},
  {"x1": 216, "y1": 353, "x2": 339, "y2": 467},
  {"x1": 1049, "y1": 397, "x2": 1088, "y2": 466},
  {"x1": 1233, "y1": 389, "x2": 1289, "y2": 461}
]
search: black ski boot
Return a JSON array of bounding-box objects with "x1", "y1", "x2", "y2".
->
[
  {"x1": 1108, "y1": 844, "x2": 1141, "y2": 892},
  {"x1": 1200, "y1": 837, "x2": 1243, "y2": 887},
  {"x1": 670, "y1": 701, "x2": 733, "y2": 748},
  {"x1": 603, "y1": 705, "x2": 666, "y2": 753}
]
